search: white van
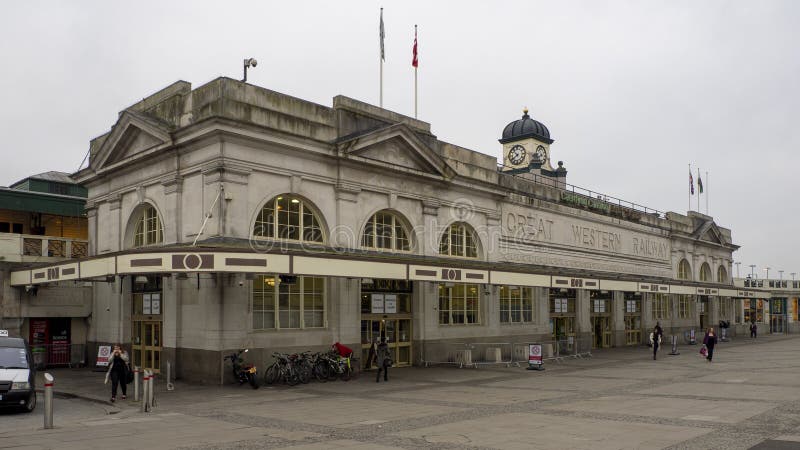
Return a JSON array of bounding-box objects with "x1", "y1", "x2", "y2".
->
[{"x1": 0, "y1": 330, "x2": 37, "y2": 412}]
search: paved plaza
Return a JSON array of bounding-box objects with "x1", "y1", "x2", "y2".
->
[{"x1": 3, "y1": 335, "x2": 800, "y2": 449}]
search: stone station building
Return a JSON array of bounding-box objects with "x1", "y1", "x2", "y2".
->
[{"x1": 8, "y1": 78, "x2": 774, "y2": 383}]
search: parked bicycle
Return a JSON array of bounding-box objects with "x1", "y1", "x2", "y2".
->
[{"x1": 264, "y1": 352, "x2": 302, "y2": 386}]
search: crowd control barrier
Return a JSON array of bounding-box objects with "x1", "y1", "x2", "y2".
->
[
  {"x1": 31, "y1": 344, "x2": 86, "y2": 369},
  {"x1": 423, "y1": 338, "x2": 593, "y2": 369},
  {"x1": 422, "y1": 342, "x2": 517, "y2": 368}
]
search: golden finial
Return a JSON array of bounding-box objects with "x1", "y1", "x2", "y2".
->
[{"x1": 523, "y1": 107, "x2": 529, "y2": 115}]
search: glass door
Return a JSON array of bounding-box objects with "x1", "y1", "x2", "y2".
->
[
  {"x1": 132, "y1": 321, "x2": 161, "y2": 373},
  {"x1": 131, "y1": 277, "x2": 163, "y2": 373},
  {"x1": 360, "y1": 318, "x2": 412, "y2": 369}
]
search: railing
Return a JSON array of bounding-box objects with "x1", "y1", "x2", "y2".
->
[
  {"x1": 30, "y1": 344, "x2": 86, "y2": 369},
  {"x1": 422, "y1": 338, "x2": 593, "y2": 368},
  {"x1": 0, "y1": 234, "x2": 88, "y2": 262},
  {"x1": 498, "y1": 163, "x2": 665, "y2": 220}
]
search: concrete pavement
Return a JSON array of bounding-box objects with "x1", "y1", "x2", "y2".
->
[{"x1": 1, "y1": 333, "x2": 799, "y2": 449}]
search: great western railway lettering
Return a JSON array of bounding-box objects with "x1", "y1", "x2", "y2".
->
[
  {"x1": 632, "y1": 236, "x2": 668, "y2": 259},
  {"x1": 571, "y1": 225, "x2": 621, "y2": 252},
  {"x1": 505, "y1": 212, "x2": 554, "y2": 241}
]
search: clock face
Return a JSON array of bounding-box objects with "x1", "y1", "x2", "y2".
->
[
  {"x1": 533, "y1": 145, "x2": 547, "y2": 163},
  {"x1": 508, "y1": 145, "x2": 526, "y2": 165}
]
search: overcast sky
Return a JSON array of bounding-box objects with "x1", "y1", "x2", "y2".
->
[{"x1": 2, "y1": 1, "x2": 798, "y2": 279}]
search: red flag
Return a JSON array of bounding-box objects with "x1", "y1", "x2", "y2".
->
[{"x1": 412, "y1": 28, "x2": 418, "y2": 68}]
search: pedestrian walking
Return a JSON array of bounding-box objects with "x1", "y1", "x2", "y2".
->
[
  {"x1": 650, "y1": 323, "x2": 663, "y2": 360},
  {"x1": 750, "y1": 322, "x2": 757, "y2": 339},
  {"x1": 703, "y1": 327, "x2": 718, "y2": 362},
  {"x1": 104, "y1": 344, "x2": 130, "y2": 402},
  {"x1": 375, "y1": 337, "x2": 391, "y2": 382}
]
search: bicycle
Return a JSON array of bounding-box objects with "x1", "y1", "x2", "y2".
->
[{"x1": 264, "y1": 352, "x2": 301, "y2": 386}]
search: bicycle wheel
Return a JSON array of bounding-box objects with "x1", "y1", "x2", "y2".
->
[
  {"x1": 285, "y1": 366, "x2": 300, "y2": 386},
  {"x1": 313, "y1": 361, "x2": 329, "y2": 382},
  {"x1": 264, "y1": 364, "x2": 280, "y2": 385},
  {"x1": 326, "y1": 361, "x2": 339, "y2": 381},
  {"x1": 300, "y1": 363, "x2": 312, "y2": 384},
  {"x1": 340, "y1": 361, "x2": 352, "y2": 382}
]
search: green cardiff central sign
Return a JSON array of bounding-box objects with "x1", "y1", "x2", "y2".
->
[{"x1": 560, "y1": 191, "x2": 611, "y2": 214}]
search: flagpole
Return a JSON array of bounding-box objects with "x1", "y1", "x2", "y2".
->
[
  {"x1": 706, "y1": 171, "x2": 709, "y2": 215},
  {"x1": 379, "y1": 8, "x2": 384, "y2": 108},
  {"x1": 414, "y1": 24, "x2": 418, "y2": 119},
  {"x1": 688, "y1": 163, "x2": 691, "y2": 212},
  {"x1": 697, "y1": 167, "x2": 700, "y2": 213}
]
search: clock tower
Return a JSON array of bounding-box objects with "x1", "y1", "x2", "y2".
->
[{"x1": 499, "y1": 108, "x2": 554, "y2": 171}]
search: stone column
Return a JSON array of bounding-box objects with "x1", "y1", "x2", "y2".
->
[{"x1": 613, "y1": 291, "x2": 626, "y2": 347}]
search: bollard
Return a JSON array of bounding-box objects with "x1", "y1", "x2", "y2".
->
[
  {"x1": 148, "y1": 370, "x2": 155, "y2": 409},
  {"x1": 43, "y1": 373, "x2": 54, "y2": 429},
  {"x1": 134, "y1": 366, "x2": 140, "y2": 402},
  {"x1": 166, "y1": 361, "x2": 175, "y2": 391},
  {"x1": 669, "y1": 335, "x2": 680, "y2": 356},
  {"x1": 140, "y1": 370, "x2": 150, "y2": 413}
]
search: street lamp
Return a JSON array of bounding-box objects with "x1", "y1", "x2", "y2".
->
[
  {"x1": 764, "y1": 267, "x2": 770, "y2": 280},
  {"x1": 734, "y1": 262, "x2": 741, "y2": 278},
  {"x1": 749, "y1": 264, "x2": 756, "y2": 278}
]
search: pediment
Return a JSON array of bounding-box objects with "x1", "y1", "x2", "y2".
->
[
  {"x1": 693, "y1": 220, "x2": 725, "y2": 245},
  {"x1": 93, "y1": 110, "x2": 173, "y2": 170},
  {"x1": 337, "y1": 124, "x2": 455, "y2": 179}
]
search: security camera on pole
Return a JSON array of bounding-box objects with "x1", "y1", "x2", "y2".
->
[{"x1": 242, "y1": 58, "x2": 257, "y2": 82}]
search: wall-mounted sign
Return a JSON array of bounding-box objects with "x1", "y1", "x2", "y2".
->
[
  {"x1": 371, "y1": 294, "x2": 385, "y2": 314},
  {"x1": 384, "y1": 294, "x2": 397, "y2": 314}
]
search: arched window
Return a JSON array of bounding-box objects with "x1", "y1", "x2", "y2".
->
[
  {"x1": 133, "y1": 204, "x2": 163, "y2": 247},
  {"x1": 362, "y1": 210, "x2": 411, "y2": 251},
  {"x1": 717, "y1": 265, "x2": 727, "y2": 283},
  {"x1": 252, "y1": 195, "x2": 323, "y2": 242},
  {"x1": 677, "y1": 259, "x2": 692, "y2": 280},
  {"x1": 699, "y1": 263, "x2": 712, "y2": 282},
  {"x1": 439, "y1": 222, "x2": 478, "y2": 258}
]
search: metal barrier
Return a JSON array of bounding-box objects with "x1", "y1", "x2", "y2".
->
[
  {"x1": 424, "y1": 338, "x2": 592, "y2": 369},
  {"x1": 422, "y1": 342, "x2": 479, "y2": 368},
  {"x1": 469, "y1": 342, "x2": 516, "y2": 367},
  {"x1": 31, "y1": 344, "x2": 86, "y2": 368}
]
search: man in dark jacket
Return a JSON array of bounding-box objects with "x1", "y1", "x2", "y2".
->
[{"x1": 376, "y1": 338, "x2": 390, "y2": 382}]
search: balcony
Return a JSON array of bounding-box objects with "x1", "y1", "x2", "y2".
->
[{"x1": 0, "y1": 234, "x2": 88, "y2": 263}]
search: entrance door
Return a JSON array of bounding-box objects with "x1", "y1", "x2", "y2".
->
[
  {"x1": 624, "y1": 315, "x2": 641, "y2": 345},
  {"x1": 131, "y1": 277, "x2": 163, "y2": 373},
  {"x1": 591, "y1": 316, "x2": 611, "y2": 349},
  {"x1": 132, "y1": 321, "x2": 161, "y2": 373},
  {"x1": 360, "y1": 318, "x2": 412, "y2": 369},
  {"x1": 551, "y1": 317, "x2": 576, "y2": 353}
]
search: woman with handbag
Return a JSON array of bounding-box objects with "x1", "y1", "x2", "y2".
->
[
  {"x1": 375, "y1": 337, "x2": 391, "y2": 383},
  {"x1": 104, "y1": 344, "x2": 130, "y2": 402},
  {"x1": 704, "y1": 328, "x2": 718, "y2": 362}
]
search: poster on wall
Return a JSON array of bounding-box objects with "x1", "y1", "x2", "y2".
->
[
  {"x1": 384, "y1": 294, "x2": 397, "y2": 314},
  {"x1": 143, "y1": 293, "x2": 152, "y2": 315},
  {"x1": 150, "y1": 293, "x2": 161, "y2": 315},
  {"x1": 371, "y1": 294, "x2": 385, "y2": 313}
]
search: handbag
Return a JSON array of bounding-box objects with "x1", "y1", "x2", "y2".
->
[
  {"x1": 384, "y1": 357, "x2": 393, "y2": 368},
  {"x1": 699, "y1": 345, "x2": 708, "y2": 357},
  {"x1": 125, "y1": 364, "x2": 134, "y2": 384}
]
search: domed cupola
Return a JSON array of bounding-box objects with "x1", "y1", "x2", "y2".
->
[{"x1": 499, "y1": 108, "x2": 553, "y2": 144}]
